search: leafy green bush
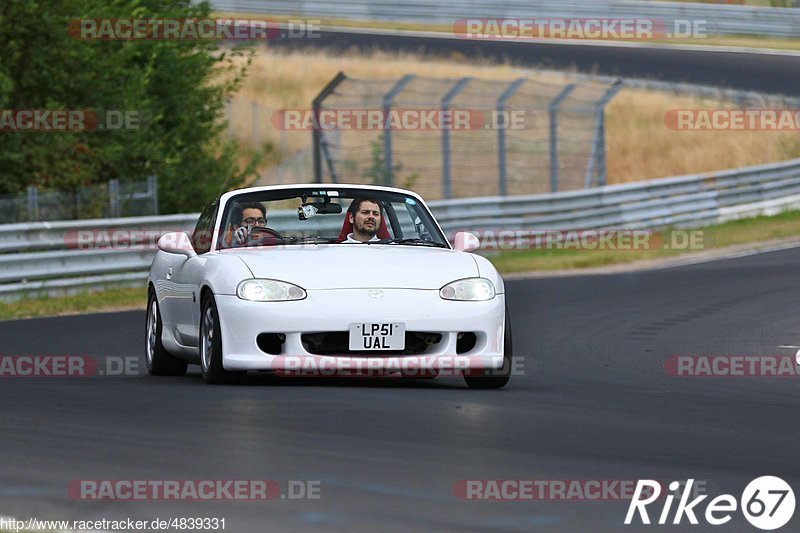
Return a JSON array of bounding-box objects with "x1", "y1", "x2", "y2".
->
[{"x1": 0, "y1": 0, "x2": 257, "y2": 213}]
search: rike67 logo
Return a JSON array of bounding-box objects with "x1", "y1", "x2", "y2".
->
[{"x1": 625, "y1": 477, "x2": 795, "y2": 530}]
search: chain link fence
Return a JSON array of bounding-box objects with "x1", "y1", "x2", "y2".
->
[
  {"x1": 308, "y1": 73, "x2": 620, "y2": 199},
  {"x1": 0, "y1": 176, "x2": 158, "y2": 223}
]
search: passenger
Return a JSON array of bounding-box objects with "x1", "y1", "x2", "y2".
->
[{"x1": 231, "y1": 202, "x2": 267, "y2": 245}]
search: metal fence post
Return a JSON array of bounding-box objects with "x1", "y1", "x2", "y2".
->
[
  {"x1": 75, "y1": 187, "x2": 81, "y2": 220},
  {"x1": 251, "y1": 101, "x2": 260, "y2": 147},
  {"x1": 149, "y1": 175, "x2": 159, "y2": 215},
  {"x1": 381, "y1": 74, "x2": 416, "y2": 186},
  {"x1": 320, "y1": 141, "x2": 339, "y2": 183},
  {"x1": 312, "y1": 72, "x2": 347, "y2": 183},
  {"x1": 548, "y1": 84, "x2": 577, "y2": 193},
  {"x1": 26, "y1": 186, "x2": 38, "y2": 222},
  {"x1": 441, "y1": 77, "x2": 473, "y2": 199},
  {"x1": 496, "y1": 78, "x2": 526, "y2": 196},
  {"x1": 225, "y1": 98, "x2": 233, "y2": 140},
  {"x1": 108, "y1": 179, "x2": 120, "y2": 218},
  {"x1": 585, "y1": 81, "x2": 623, "y2": 188}
]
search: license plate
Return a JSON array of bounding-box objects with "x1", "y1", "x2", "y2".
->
[{"x1": 349, "y1": 323, "x2": 405, "y2": 351}]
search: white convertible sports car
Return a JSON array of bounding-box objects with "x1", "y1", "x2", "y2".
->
[{"x1": 146, "y1": 184, "x2": 512, "y2": 388}]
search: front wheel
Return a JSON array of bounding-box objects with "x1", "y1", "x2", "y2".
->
[
  {"x1": 146, "y1": 290, "x2": 188, "y2": 376},
  {"x1": 463, "y1": 309, "x2": 512, "y2": 389},
  {"x1": 200, "y1": 292, "x2": 243, "y2": 384}
]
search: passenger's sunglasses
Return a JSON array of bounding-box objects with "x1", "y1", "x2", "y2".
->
[{"x1": 242, "y1": 217, "x2": 267, "y2": 226}]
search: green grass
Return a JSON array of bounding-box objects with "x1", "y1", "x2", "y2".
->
[
  {"x1": 0, "y1": 287, "x2": 146, "y2": 321},
  {"x1": 654, "y1": 0, "x2": 782, "y2": 5},
  {"x1": 489, "y1": 208, "x2": 800, "y2": 273}
]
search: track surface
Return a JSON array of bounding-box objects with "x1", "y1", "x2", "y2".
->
[
  {"x1": 3, "y1": 248, "x2": 800, "y2": 531},
  {"x1": 269, "y1": 30, "x2": 800, "y2": 96}
]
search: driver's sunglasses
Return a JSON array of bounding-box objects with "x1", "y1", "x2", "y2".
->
[{"x1": 243, "y1": 217, "x2": 267, "y2": 226}]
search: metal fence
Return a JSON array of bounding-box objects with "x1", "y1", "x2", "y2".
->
[
  {"x1": 211, "y1": 0, "x2": 800, "y2": 38},
  {"x1": 311, "y1": 72, "x2": 622, "y2": 200},
  {"x1": 0, "y1": 176, "x2": 159, "y2": 224},
  {"x1": 2, "y1": 156, "x2": 800, "y2": 301},
  {"x1": 234, "y1": 72, "x2": 800, "y2": 195}
]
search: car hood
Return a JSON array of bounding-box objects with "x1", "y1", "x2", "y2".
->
[{"x1": 225, "y1": 245, "x2": 478, "y2": 290}]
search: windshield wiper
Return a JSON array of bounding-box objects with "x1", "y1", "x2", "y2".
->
[
  {"x1": 242, "y1": 235, "x2": 338, "y2": 247},
  {"x1": 372, "y1": 238, "x2": 448, "y2": 248},
  {"x1": 279, "y1": 236, "x2": 339, "y2": 245}
]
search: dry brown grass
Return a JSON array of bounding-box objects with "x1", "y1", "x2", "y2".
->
[
  {"x1": 225, "y1": 46, "x2": 800, "y2": 189},
  {"x1": 225, "y1": 46, "x2": 574, "y2": 154},
  {"x1": 606, "y1": 90, "x2": 800, "y2": 181}
]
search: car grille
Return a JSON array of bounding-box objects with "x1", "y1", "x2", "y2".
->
[{"x1": 301, "y1": 332, "x2": 442, "y2": 356}]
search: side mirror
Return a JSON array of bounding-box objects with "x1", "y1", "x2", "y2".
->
[
  {"x1": 453, "y1": 231, "x2": 480, "y2": 253},
  {"x1": 157, "y1": 232, "x2": 197, "y2": 257}
]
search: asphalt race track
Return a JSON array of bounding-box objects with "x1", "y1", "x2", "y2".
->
[
  {"x1": 3, "y1": 247, "x2": 800, "y2": 531},
  {"x1": 268, "y1": 29, "x2": 800, "y2": 96}
]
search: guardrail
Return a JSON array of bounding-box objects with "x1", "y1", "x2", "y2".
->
[
  {"x1": 429, "y1": 158, "x2": 800, "y2": 232},
  {"x1": 211, "y1": 0, "x2": 800, "y2": 38},
  {"x1": 2, "y1": 157, "x2": 800, "y2": 300}
]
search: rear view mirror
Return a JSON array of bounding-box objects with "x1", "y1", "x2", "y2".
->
[
  {"x1": 453, "y1": 232, "x2": 480, "y2": 252},
  {"x1": 298, "y1": 202, "x2": 343, "y2": 220}
]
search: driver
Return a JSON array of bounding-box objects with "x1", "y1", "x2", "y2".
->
[
  {"x1": 231, "y1": 202, "x2": 267, "y2": 245},
  {"x1": 343, "y1": 198, "x2": 382, "y2": 243}
]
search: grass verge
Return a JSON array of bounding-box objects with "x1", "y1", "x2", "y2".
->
[
  {"x1": 0, "y1": 287, "x2": 145, "y2": 321},
  {"x1": 489, "y1": 209, "x2": 800, "y2": 273}
]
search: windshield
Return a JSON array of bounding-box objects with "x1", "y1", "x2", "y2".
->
[{"x1": 215, "y1": 187, "x2": 449, "y2": 250}]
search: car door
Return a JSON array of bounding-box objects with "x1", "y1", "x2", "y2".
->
[{"x1": 169, "y1": 200, "x2": 217, "y2": 347}]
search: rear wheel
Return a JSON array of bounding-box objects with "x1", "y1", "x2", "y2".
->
[
  {"x1": 199, "y1": 292, "x2": 242, "y2": 384},
  {"x1": 463, "y1": 309, "x2": 512, "y2": 389},
  {"x1": 146, "y1": 290, "x2": 188, "y2": 376}
]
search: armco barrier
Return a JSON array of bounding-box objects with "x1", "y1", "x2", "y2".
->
[
  {"x1": 1, "y1": 157, "x2": 800, "y2": 300},
  {"x1": 210, "y1": 0, "x2": 800, "y2": 39}
]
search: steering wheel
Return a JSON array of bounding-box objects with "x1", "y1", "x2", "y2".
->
[
  {"x1": 246, "y1": 226, "x2": 283, "y2": 245},
  {"x1": 252, "y1": 226, "x2": 282, "y2": 238}
]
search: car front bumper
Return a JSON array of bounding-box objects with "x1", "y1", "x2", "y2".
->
[{"x1": 215, "y1": 288, "x2": 506, "y2": 373}]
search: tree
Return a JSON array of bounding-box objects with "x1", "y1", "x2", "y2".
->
[{"x1": 0, "y1": 0, "x2": 257, "y2": 213}]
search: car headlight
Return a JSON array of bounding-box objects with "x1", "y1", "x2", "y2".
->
[
  {"x1": 440, "y1": 278, "x2": 495, "y2": 301},
  {"x1": 237, "y1": 279, "x2": 307, "y2": 302}
]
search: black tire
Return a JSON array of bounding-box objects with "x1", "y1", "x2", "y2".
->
[
  {"x1": 146, "y1": 289, "x2": 188, "y2": 376},
  {"x1": 199, "y1": 292, "x2": 242, "y2": 384},
  {"x1": 463, "y1": 309, "x2": 512, "y2": 389}
]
